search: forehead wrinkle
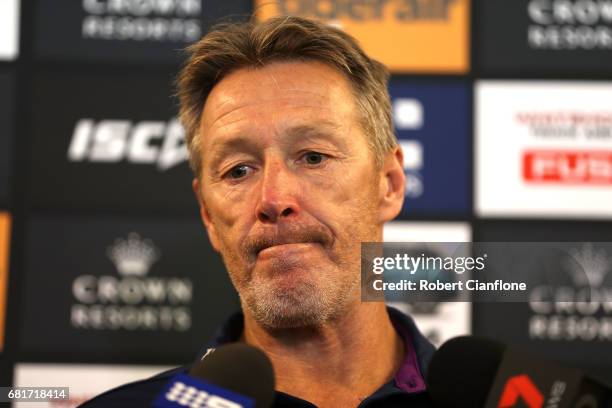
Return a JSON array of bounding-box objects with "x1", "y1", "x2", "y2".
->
[
  {"x1": 204, "y1": 99, "x2": 253, "y2": 134},
  {"x1": 204, "y1": 60, "x2": 356, "y2": 124},
  {"x1": 206, "y1": 97, "x2": 342, "y2": 139},
  {"x1": 207, "y1": 107, "x2": 255, "y2": 135},
  {"x1": 261, "y1": 60, "x2": 339, "y2": 91},
  {"x1": 285, "y1": 122, "x2": 343, "y2": 142}
]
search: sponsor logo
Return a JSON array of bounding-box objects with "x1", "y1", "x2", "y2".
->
[
  {"x1": 70, "y1": 232, "x2": 193, "y2": 331},
  {"x1": 165, "y1": 381, "x2": 243, "y2": 408},
  {"x1": 394, "y1": 98, "x2": 424, "y2": 199},
  {"x1": 515, "y1": 110, "x2": 612, "y2": 139},
  {"x1": 497, "y1": 375, "x2": 569, "y2": 408},
  {"x1": 0, "y1": 213, "x2": 10, "y2": 351},
  {"x1": 394, "y1": 98, "x2": 424, "y2": 130},
  {"x1": 498, "y1": 374, "x2": 545, "y2": 408},
  {"x1": 527, "y1": 0, "x2": 612, "y2": 50},
  {"x1": 476, "y1": 82, "x2": 612, "y2": 217},
  {"x1": 523, "y1": 150, "x2": 612, "y2": 184},
  {"x1": 107, "y1": 232, "x2": 160, "y2": 276},
  {"x1": 400, "y1": 140, "x2": 424, "y2": 198},
  {"x1": 0, "y1": 0, "x2": 19, "y2": 60},
  {"x1": 529, "y1": 243, "x2": 612, "y2": 341},
  {"x1": 255, "y1": 0, "x2": 469, "y2": 72},
  {"x1": 80, "y1": 0, "x2": 201, "y2": 42},
  {"x1": 67, "y1": 118, "x2": 188, "y2": 171},
  {"x1": 517, "y1": 110, "x2": 612, "y2": 184}
]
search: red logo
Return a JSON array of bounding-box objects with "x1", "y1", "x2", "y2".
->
[
  {"x1": 523, "y1": 150, "x2": 612, "y2": 184},
  {"x1": 498, "y1": 374, "x2": 544, "y2": 408}
]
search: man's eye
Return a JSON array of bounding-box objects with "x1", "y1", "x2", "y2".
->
[
  {"x1": 303, "y1": 152, "x2": 326, "y2": 165},
  {"x1": 227, "y1": 165, "x2": 250, "y2": 179}
]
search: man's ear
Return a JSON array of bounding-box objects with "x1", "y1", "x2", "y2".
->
[
  {"x1": 192, "y1": 178, "x2": 221, "y2": 252},
  {"x1": 378, "y1": 146, "x2": 405, "y2": 223}
]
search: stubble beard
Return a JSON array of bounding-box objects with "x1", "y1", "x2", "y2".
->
[
  {"x1": 219, "y1": 223, "x2": 366, "y2": 330},
  {"x1": 239, "y1": 257, "x2": 361, "y2": 329},
  {"x1": 220, "y1": 180, "x2": 380, "y2": 329}
]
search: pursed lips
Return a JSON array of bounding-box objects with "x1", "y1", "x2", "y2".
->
[
  {"x1": 244, "y1": 226, "x2": 333, "y2": 262},
  {"x1": 255, "y1": 244, "x2": 322, "y2": 268},
  {"x1": 256, "y1": 240, "x2": 320, "y2": 257}
]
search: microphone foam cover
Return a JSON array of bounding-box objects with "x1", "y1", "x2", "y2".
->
[
  {"x1": 189, "y1": 343, "x2": 275, "y2": 408},
  {"x1": 426, "y1": 336, "x2": 505, "y2": 408}
]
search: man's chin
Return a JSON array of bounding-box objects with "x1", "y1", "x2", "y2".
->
[
  {"x1": 241, "y1": 283, "x2": 336, "y2": 329},
  {"x1": 252, "y1": 308, "x2": 325, "y2": 330}
]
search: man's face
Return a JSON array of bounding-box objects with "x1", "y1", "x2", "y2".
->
[{"x1": 194, "y1": 61, "x2": 403, "y2": 328}]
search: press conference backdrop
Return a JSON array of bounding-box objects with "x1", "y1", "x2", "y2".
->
[{"x1": 1, "y1": 0, "x2": 611, "y2": 405}]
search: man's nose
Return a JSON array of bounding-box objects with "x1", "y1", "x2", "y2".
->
[{"x1": 255, "y1": 160, "x2": 300, "y2": 224}]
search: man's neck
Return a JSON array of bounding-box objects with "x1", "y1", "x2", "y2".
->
[{"x1": 242, "y1": 302, "x2": 404, "y2": 407}]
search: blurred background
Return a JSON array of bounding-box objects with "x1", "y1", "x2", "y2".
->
[{"x1": 0, "y1": 0, "x2": 611, "y2": 405}]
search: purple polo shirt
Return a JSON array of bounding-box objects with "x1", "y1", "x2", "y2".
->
[{"x1": 391, "y1": 313, "x2": 428, "y2": 393}]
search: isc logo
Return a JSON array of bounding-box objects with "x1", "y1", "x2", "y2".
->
[
  {"x1": 67, "y1": 118, "x2": 188, "y2": 171},
  {"x1": 165, "y1": 381, "x2": 243, "y2": 408},
  {"x1": 523, "y1": 150, "x2": 612, "y2": 184}
]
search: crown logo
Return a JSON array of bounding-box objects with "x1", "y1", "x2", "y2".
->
[
  {"x1": 566, "y1": 243, "x2": 610, "y2": 288},
  {"x1": 107, "y1": 232, "x2": 160, "y2": 276}
]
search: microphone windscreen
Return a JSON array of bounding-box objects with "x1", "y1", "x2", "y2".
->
[
  {"x1": 426, "y1": 336, "x2": 506, "y2": 408},
  {"x1": 189, "y1": 343, "x2": 275, "y2": 408}
]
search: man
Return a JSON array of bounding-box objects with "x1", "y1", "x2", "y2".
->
[{"x1": 81, "y1": 16, "x2": 435, "y2": 407}]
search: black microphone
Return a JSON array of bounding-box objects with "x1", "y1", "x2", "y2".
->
[
  {"x1": 153, "y1": 343, "x2": 275, "y2": 408},
  {"x1": 426, "y1": 336, "x2": 611, "y2": 408}
]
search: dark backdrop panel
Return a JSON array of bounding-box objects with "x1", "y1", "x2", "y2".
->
[
  {"x1": 0, "y1": 70, "x2": 14, "y2": 208},
  {"x1": 19, "y1": 214, "x2": 239, "y2": 364},
  {"x1": 477, "y1": 0, "x2": 612, "y2": 74},
  {"x1": 26, "y1": 70, "x2": 198, "y2": 214},
  {"x1": 34, "y1": 0, "x2": 252, "y2": 63},
  {"x1": 473, "y1": 220, "x2": 612, "y2": 382}
]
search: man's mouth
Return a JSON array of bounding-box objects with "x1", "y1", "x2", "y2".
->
[
  {"x1": 256, "y1": 243, "x2": 323, "y2": 264},
  {"x1": 243, "y1": 225, "x2": 333, "y2": 262},
  {"x1": 256, "y1": 241, "x2": 321, "y2": 257}
]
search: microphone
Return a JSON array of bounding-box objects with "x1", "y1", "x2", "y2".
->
[
  {"x1": 426, "y1": 336, "x2": 611, "y2": 408},
  {"x1": 153, "y1": 343, "x2": 275, "y2": 408}
]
